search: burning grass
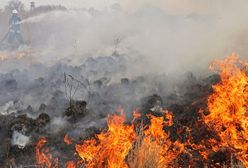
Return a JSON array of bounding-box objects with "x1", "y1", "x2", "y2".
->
[
  {"x1": 34, "y1": 55, "x2": 247, "y2": 168},
  {"x1": 205, "y1": 54, "x2": 248, "y2": 167},
  {"x1": 1, "y1": 55, "x2": 246, "y2": 167}
]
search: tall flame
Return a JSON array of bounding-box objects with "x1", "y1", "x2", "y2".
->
[
  {"x1": 75, "y1": 111, "x2": 136, "y2": 168},
  {"x1": 204, "y1": 54, "x2": 248, "y2": 166},
  {"x1": 75, "y1": 110, "x2": 184, "y2": 168}
]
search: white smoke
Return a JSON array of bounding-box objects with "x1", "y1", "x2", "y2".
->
[
  {"x1": 11, "y1": 131, "x2": 30, "y2": 149},
  {"x1": 47, "y1": 117, "x2": 70, "y2": 134},
  {"x1": 12, "y1": 0, "x2": 246, "y2": 78},
  {"x1": 0, "y1": 100, "x2": 24, "y2": 115},
  {"x1": 0, "y1": 101, "x2": 17, "y2": 115}
]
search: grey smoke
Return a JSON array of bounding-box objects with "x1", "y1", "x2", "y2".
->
[
  {"x1": 11, "y1": 131, "x2": 30, "y2": 149},
  {"x1": 13, "y1": 1, "x2": 246, "y2": 78}
]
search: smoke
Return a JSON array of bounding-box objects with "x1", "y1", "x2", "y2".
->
[
  {"x1": 11, "y1": 131, "x2": 30, "y2": 149},
  {"x1": 14, "y1": 0, "x2": 246, "y2": 78},
  {"x1": 0, "y1": 0, "x2": 248, "y2": 156},
  {"x1": 1, "y1": 0, "x2": 247, "y2": 120},
  {"x1": 47, "y1": 117, "x2": 70, "y2": 134}
]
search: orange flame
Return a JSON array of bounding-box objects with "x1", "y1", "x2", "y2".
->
[
  {"x1": 64, "y1": 135, "x2": 73, "y2": 145},
  {"x1": 165, "y1": 110, "x2": 173, "y2": 127},
  {"x1": 204, "y1": 54, "x2": 248, "y2": 166},
  {"x1": 76, "y1": 112, "x2": 136, "y2": 168},
  {"x1": 36, "y1": 138, "x2": 58, "y2": 168},
  {"x1": 67, "y1": 161, "x2": 76, "y2": 168},
  {"x1": 75, "y1": 108, "x2": 184, "y2": 168},
  {"x1": 132, "y1": 114, "x2": 184, "y2": 168}
]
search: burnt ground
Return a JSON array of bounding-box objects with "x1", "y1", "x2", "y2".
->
[{"x1": 0, "y1": 63, "x2": 225, "y2": 167}]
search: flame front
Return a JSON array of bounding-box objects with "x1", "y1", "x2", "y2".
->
[
  {"x1": 33, "y1": 55, "x2": 248, "y2": 167},
  {"x1": 204, "y1": 54, "x2": 248, "y2": 166}
]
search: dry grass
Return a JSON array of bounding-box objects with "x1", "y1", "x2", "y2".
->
[
  {"x1": 127, "y1": 124, "x2": 171, "y2": 168},
  {"x1": 126, "y1": 124, "x2": 245, "y2": 168},
  {"x1": 128, "y1": 138, "x2": 161, "y2": 168},
  {"x1": 127, "y1": 127, "x2": 159, "y2": 168}
]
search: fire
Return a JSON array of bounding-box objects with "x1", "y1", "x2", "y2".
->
[
  {"x1": 33, "y1": 55, "x2": 247, "y2": 167},
  {"x1": 36, "y1": 138, "x2": 75, "y2": 168},
  {"x1": 128, "y1": 113, "x2": 184, "y2": 168},
  {"x1": 36, "y1": 138, "x2": 58, "y2": 168},
  {"x1": 66, "y1": 161, "x2": 76, "y2": 168},
  {"x1": 75, "y1": 108, "x2": 184, "y2": 168},
  {"x1": 204, "y1": 54, "x2": 248, "y2": 166},
  {"x1": 165, "y1": 110, "x2": 173, "y2": 126},
  {"x1": 75, "y1": 112, "x2": 136, "y2": 168},
  {"x1": 64, "y1": 135, "x2": 73, "y2": 145}
]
